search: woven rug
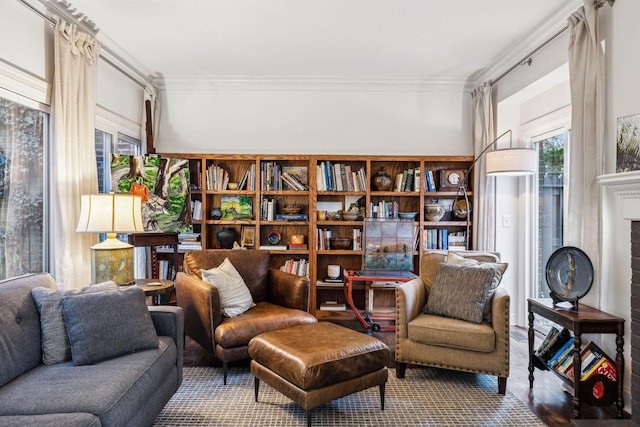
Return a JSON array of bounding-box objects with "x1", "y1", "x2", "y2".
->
[{"x1": 153, "y1": 366, "x2": 544, "y2": 426}]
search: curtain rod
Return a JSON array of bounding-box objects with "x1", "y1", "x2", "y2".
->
[
  {"x1": 17, "y1": 0, "x2": 151, "y2": 88},
  {"x1": 490, "y1": 0, "x2": 614, "y2": 86}
]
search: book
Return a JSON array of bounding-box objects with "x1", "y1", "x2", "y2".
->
[
  {"x1": 288, "y1": 243, "x2": 308, "y2": 250},
  {"x1": 323, "y1": 277, "x2": 343, "y2": 283},
  {"x1": 548, "y1": 336, "x2": 574, "y2": 368},
  {"x1": 582, "y1": 357, "x2": 616, "y2": 382},
  {"x1": 259, "y1": 245, "x2": 288, "y2": 251},
  {"x1": 319, "y1": 301, "x2": 346, "y2": 311},
  {"x1": 537, "y1": 328, "x2": 571, "y2": 362}
]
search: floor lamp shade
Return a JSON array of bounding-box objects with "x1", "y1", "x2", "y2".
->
[
  {"x1": 485, "y1": 148, "x2": 537, "y2": 176},
  {"x1": 76, "y1": 194, "x2": 145, "y2": 285}
]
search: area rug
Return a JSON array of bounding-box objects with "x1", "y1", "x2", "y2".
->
[{"x1": 153, "y1": 366, "x2": 544, "y2": 426}]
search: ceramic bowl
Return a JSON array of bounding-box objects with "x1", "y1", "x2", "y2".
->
[
  {"x1": 227, "y1": 182, "x2": 238, "y2": 190},
  {"x1": 341, "y1": 211, "x2": 359, "y2": 221},
  {"x1": 398, "y1": 212, "x2": 417, "y2": 220},
  {"x1": 330, "y1": 238, "x2": 352, "y2": 250},
  {"x1": 424, "y1": 204, "x2": 446, "y2": 221}
]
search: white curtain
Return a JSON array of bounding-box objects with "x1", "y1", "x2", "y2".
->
[
  {"x1": 566, "y1": 2, "x2": 605, "y2": 307},
  {"x1": 50, "y1": 17, "x2": 100, "y2": 289},
  {"x1": 142, "y1": 84, "x2": 159, "y2": 153},
  {"x1": 471, "y1": 82, "x2": 496, "y2": 251}
]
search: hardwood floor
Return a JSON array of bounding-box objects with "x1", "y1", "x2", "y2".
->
[{"x1": 182, "y1": 324, "x2": 630, "y2": 426}]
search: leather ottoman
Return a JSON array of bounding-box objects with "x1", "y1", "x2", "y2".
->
[{"x1": 248, "y1": 322, "x2": 390, "y2": 427}]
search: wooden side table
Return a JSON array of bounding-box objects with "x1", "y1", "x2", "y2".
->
[
  {"x1": 128, "y1": 232, "x2": 179, "y2": 280},
  {"x1": 134, "y1": 279, "x2": 175, "y2": 305},
  {"x1": 528, "y1": 298, "x2": 625, "y2": 419}
]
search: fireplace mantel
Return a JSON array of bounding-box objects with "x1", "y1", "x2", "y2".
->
[{"x1": 599, "y1": 171, "x2": 640, "y2": 221}]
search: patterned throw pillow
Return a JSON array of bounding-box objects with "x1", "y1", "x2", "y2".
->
[
  {"x1": 425, "y1": 263, "x2": 495, "y2": 324},
  {"x1": 447, "y1": 251, "x2": 508, "y2": 323},
  {"x1": 31, "y1": 282, "x2": 117, "y2": 365},
  {"x1": 201, "y1": 257, "x2": 255, "y2": 317}
]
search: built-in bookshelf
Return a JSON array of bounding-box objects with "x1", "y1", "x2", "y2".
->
[{"x1": 158, "y1": 153, "x2": 473, "y2": 318}]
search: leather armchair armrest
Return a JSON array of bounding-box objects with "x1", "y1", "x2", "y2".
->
[
  {"x1": 149, "y1": 306, "x2": 184, "y2": 386},
  {"x1": 395, "y1": 278, "x2": 427, "y2": 339},
  {"x1": 175, "y1": 272, "x2": 222, "y2": 353},
  {"x1": 268, "y1": 269, "x2": 311, "y2": 311}
]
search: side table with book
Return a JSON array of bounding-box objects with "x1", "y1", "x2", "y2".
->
[{"x1": 528, "y1": 298, "x2": 625, "y2": 419}]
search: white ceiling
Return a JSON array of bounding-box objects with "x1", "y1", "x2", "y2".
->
[{"x1": 65, "y1": 0, "x2": 577, "y2": 85}]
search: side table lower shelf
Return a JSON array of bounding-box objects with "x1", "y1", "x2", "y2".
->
[{"x1": 528, "y1": 298, "x2": 625, "y2": 419}]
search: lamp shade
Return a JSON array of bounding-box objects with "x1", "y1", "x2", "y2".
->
[
  {"x1": 485, "y1": 148, "x2": 537, "y2": 176},
  {"x1": 76, "y1": 193, "x2": 144, "y2": 233}
]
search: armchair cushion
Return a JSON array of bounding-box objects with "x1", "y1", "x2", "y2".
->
[
  {"x1": 201, "y1": 257, "x2": 255, "y2": 317},
  {"x1": 446, "y1": 251, "x2": 508, "y2": 323},
  {"x1": 424, "y1": 263, "x2": 495, "y2": 323},
  {"x1": 408, "y1": 313, "x2": 496, "y2": 352},
  {"x1": 61, "y1": 287, "x2": 159, "y2": 365}
]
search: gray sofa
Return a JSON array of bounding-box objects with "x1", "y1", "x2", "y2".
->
[{"x1": 0, "y1": 273, "x2": 184, "y2": 427}]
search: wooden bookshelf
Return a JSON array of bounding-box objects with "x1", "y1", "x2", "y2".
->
[{"x1": 158, "y1": 153, "x2": 473, "y2": 318}]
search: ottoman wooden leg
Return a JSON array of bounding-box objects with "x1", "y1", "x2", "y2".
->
[
  {"x1": 380, "y1": 383, "x2": 386, "y2": 410},
  {"x1": 306, "y1": 409, "x2": 312, "y2": 427},
  {"x1": 254, "y1": 377, "x2": 260, "y2": 402}
]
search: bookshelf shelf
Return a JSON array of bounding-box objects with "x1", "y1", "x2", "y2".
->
[{"x1": 527, "y1": 298, "x2": 625, "y2": 419}]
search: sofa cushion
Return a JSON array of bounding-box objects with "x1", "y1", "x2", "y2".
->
[
  {"x1": 424, "y1": 263, "x2": 495, "y2": 323},
  {"x1": 408, "y1": 313, "x2": 496, "y2": 352},
  {"x1": 0, "y1": 413, "x2": 101, "y2": 427},
  {"x1": 202, "y1": 257, "x2": 255, "y2": 317},
  {"x1": 0, "y1": 336, "x2": 177, "y2": 426},
  {"x1": 214, "y1": 301, "x2": 317, "y2": 348},
  {"x1": 0, "y1": 273, "x2": 57, "y2": 388},
  {"x1": 62, "y1": 287, "x2": 159, "y2": 365},
  {"x1": 447, "y1": 251, "x2": 508, "y2": 323},
  {"x1": 420, "y1": 251, "x2": 500, "y2": 294},
  {"x1": 31, "y1": 282, "x2": 117, "y2": 365}
]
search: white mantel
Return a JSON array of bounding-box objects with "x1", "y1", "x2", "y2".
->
[{"x1": 598, "y1": 171, "x2": 640, "y2": 221}]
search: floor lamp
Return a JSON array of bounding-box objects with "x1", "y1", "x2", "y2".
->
[
  {"x1": 456, "y1": 130, "x2": 537, "y2": 249},
  {"x1": 76, "y1": 193, "x2": 145, "y2": 285}
]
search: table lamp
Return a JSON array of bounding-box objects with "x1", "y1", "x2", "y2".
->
[{"x1": 76, "y1": 193, "x2": 145, "y2": 285}]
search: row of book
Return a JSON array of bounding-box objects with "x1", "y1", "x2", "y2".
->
[
  {"x1": 205, "y1": 163, "x2": 229, "y2": 190},
  {"x1": 157, "y1": 260, "x2": 176, "y2": 281},
  {"x1": 260, "y1": 163, "x2": 309, "y2": 191},
  {"x1": 316, "y1": 161, "x2": 368, "y2": 192},
  {"x1": 423, "y1": 229, "x2": 467, "y2": 250},
  {"x1": 279, "y1": 258, "x2": 309, "y2": 277},
  {"x1": 236, "y1": 165, "x2": 256, "y2": 191},
  {"x1": 393, "y1": 168, "x2": 420, "y2": 192},
  {"x1": 191, "y1": 199, "x2": 203, "y2": 220},
  {"x1": 368, "y1": 200, "x2": 400, "y2": 218},
  {"x1": 535, "y1": 326, "x2": 617, "y2": 383}
]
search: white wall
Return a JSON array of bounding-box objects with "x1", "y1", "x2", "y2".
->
[{"x1": 156, "y1": 81, "x2": 473, "y2": 155}]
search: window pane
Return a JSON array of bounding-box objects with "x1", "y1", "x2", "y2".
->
[
  {"x1": 0, "y1": 98, "x2": 46, "y2": 279},
  {"x1": 537, "y1": 134, "x2": 565, "y2": 298}
]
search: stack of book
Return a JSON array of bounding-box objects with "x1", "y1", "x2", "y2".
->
[
  {"x1": 319, "y1": 301, "x2": 346, "y2": 311},
  {"x1": 535, "y1": 327, "x2": 617, "y2": 383},
  {"x1": 178, "y1": 232, "x2": 202, "y2": 251}
]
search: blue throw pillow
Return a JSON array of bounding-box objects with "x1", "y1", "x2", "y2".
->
[{"x1": 61, "y1": 286, "x2": 159, "y2": 365}]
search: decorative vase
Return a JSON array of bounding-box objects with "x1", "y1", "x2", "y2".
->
[
  {"x1": 216, "y1": 227, "x2": 237, "y2": 249},
  {"x1": 210, "y1": 207, "x2": 222, "y2": 220},
  {"x1": 372, "y1": 166, "x2": 392, "y2": 191}
]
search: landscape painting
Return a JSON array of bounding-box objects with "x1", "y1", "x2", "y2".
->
[{"x1": 111, "y1": 154, "x2": 192, "y2": 232}]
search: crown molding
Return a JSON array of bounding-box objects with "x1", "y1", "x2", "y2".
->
[
  {"x1": 155, "y1": 75, "x2": 471, "y2": 93},
  {"x1": 473, "y1": 0, "x2": 582, "y2": 87}
]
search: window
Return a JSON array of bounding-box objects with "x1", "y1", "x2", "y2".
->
[
  {"x1": 0, "y1": 97, "x2": 48, "y2": 280},
  {"x1": 534, "y1": 131, "x2": 568, "y2": 298},
  {"x1": 95, "y1": 130, "x2": 141, "y2": 192}
]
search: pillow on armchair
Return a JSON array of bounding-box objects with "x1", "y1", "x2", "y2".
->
[
  {"x1": 424, "y1": 262, "x2": 495, "y2": 324},
  {"x1": 447, "y1": 251, "x2": 508, "y2": 323},
  {"x1": 201, "y1": 257, "x2": 255, "y2": 317}
]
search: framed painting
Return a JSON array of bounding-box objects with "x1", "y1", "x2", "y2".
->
[
  {"x1": 616, "y1": 113, "x2": 640, "y2": 172},
  {"x1": 241, "y1": 226, "x2": 256, "y2": 247}
]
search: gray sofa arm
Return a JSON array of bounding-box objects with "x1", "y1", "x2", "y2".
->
[{"x1": 149, "y1": 306, "x2": 184, "y2": 386}]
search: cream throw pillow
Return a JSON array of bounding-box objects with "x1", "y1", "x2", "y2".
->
[
  {"x1": 201, "y1": 257, "x2": 255, "y2": 317},
  {"x1": 446, "y1": 251, "x2": 508, "y2": 323}
]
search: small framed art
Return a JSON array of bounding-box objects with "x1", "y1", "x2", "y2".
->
[{"x1": 241, "y1": 226, "x2": 256, "y2": 247}]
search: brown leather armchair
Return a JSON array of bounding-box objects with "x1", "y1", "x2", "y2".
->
[
  {"x1": 395, "y1": 251, "x2": 510, "y2": 394},
  {"x1": 175, "y1": 250, "x2": 317, "y2": 384}
]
